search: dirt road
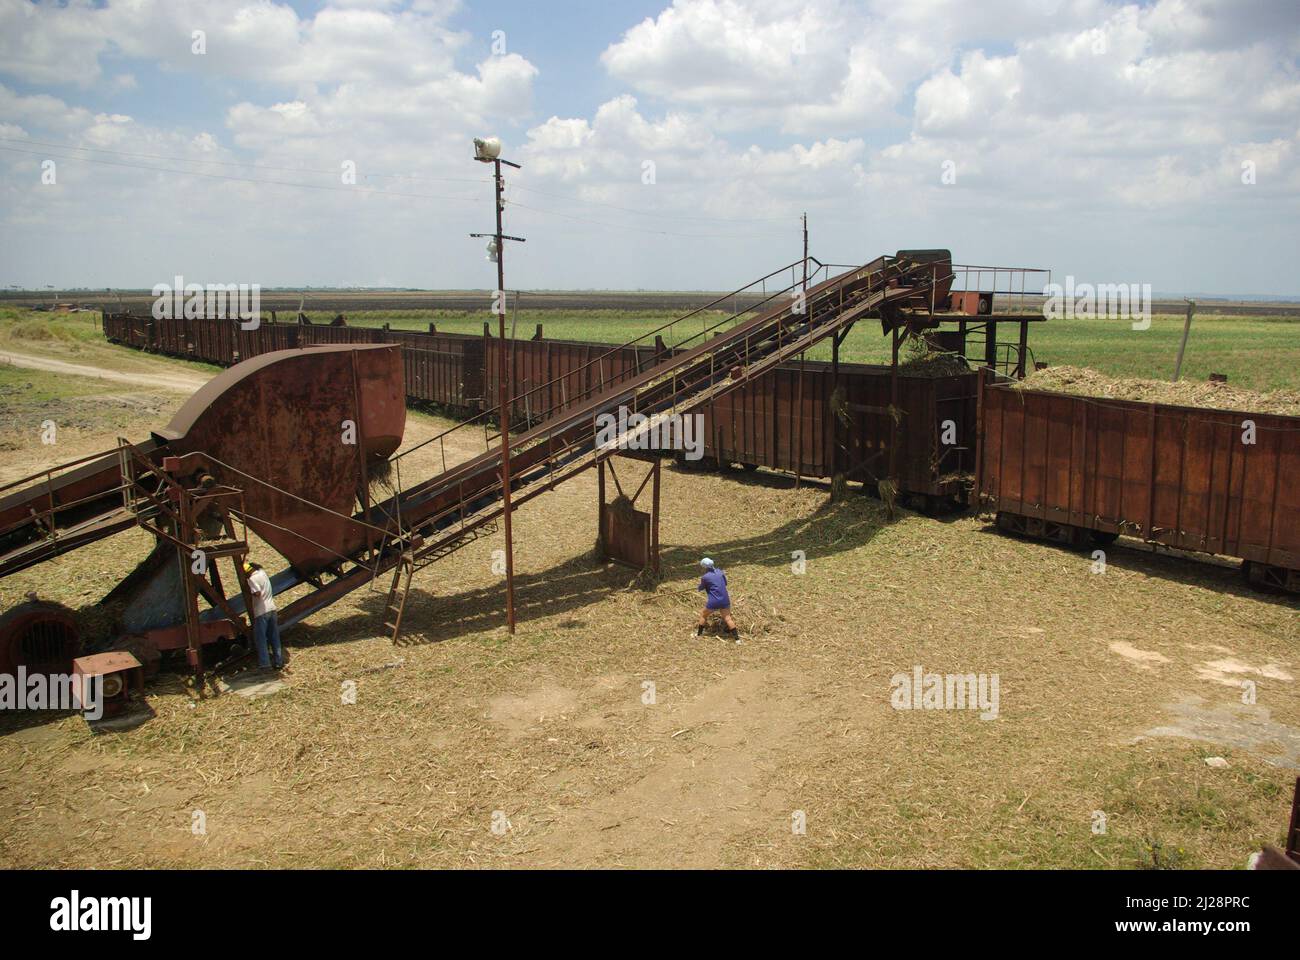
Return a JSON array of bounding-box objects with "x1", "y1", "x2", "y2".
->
[{"x1": 0, "y1": 349, "x2": 211, "y2": 394}]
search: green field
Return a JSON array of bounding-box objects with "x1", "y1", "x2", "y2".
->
[
  {"x1": 3, "y1": 304, "x2": 1297, "y2": 393},
  {"x1": 342, "y1": 308, "x2": 1300, "y2": 393}
]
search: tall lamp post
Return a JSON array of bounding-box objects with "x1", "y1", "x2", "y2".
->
[{"x1": 470, "y1": 136, "x2": 525, "y2": 634}]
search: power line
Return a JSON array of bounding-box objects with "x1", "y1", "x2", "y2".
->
[
  {"x1": 1, "y1": 134, "x2": 839, "y2": 231},
  {"x1": 0, "y1": 145, "x2": 484, "y2": 202},
  {"x1": 510, "y1": 181, "x2": 865, "y2": 229},
  {"x1": 508, "y1": 182, "x2": 796, "y2": 224},
  {"x1": 0, "y1": 135, "x2": 491, "y2": 184},
  {"x1": 507, "y1": 199, "x2": 791, "y2": 241},
  {"x1": 0, "y1": 141, "x2": 801, "y2": 240}
]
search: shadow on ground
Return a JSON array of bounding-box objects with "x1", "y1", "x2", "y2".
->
[
  {"x1": 976, "y1": 519, "x2": 1300, "y2": 609},
  {"x1": 305, "y1": 495, "x2": 892, "y2": 647}
]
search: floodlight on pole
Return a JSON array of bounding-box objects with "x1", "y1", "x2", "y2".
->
[
  {"x1": 473, "y1": 137, "x2": 502, "y2": 162},
  {"x1": 468, "y1": 136, "x2": 524, "y2": 635}
]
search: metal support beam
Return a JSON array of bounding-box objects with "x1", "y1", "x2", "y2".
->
[
  {"x1": 651, "y1": 459, "x2": 661, "y2": 575},
  {"x1": 596, "y1": 459, "x2": 606, "y2": 560},
  {"x1": 1173, "y1": 299, "x2": 1196, "y2": 382},
  {"x1": 888, "y1": 324, "x2": 900, "y2": 488},
  {"x1": 831, "y1": 326, "x2": 843, "y2": 497}
]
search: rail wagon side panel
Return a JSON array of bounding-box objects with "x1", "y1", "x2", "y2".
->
[
  {"x1": 701, "y1": 363, "x2": 976, "y2": 497},
  {"x1": 387, "y1": 330, "x2": 480, "y2": 411},
  {"x1": 483, "y1": 336, "x2": 655, "y2": 424},
  {"x1": 979, "y1": 377, "x2": 1300, "y2": 579}
]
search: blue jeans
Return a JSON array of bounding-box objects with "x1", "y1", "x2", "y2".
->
[{"x1": 253, "y1": 611, "x2": 283, "y2": 669}]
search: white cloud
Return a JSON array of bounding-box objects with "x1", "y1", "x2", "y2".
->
[
  {"x1": 914, "y1": 52, "x2": 1022, "y2": 137},
  {"x1": 882, "y1": 0, "x2": 1300, "y2": 215},
  {"x1": 0, "y1": 85, "x2": 95, "y2": 135},
  {"x1": 0, "y1": 0, "x2": 305, "y2": 88},
  {"x1": 600, "y1": 0, "x2": 902, "y2": 133},
  {"x1": 597, "y1": 0, "x2": 1118, "y2": 134},
  {"x1": 518, "y1": 94, "x2": 864, "y2": 229},
  {"x1": 0, "y1": 1, "x2": 537, "y2": 288},
  {"x1": 0, "y1": 0, "x2": 1297, "y2": 293}
]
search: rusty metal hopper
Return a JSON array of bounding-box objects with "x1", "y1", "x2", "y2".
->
[
  {"x1": 0, "y1": 343, "x2": 405, "y2": 584},
  {"x1": 157, "y1": 343, "x2": 405, "y2": 574}
]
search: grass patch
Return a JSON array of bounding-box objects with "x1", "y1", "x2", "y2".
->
[
  {"x1": 0, "y1": 364, "x2": 115, "y2": 406},
  {"x1": 12, "y1": 300, "x2": 1293, "y2": 393},
  {"x1": 0, "y1": 307, "x2": 223, "y2": 378},
  {"x1": 0, "y1": 307, "x2": 103, "y2": 346}
]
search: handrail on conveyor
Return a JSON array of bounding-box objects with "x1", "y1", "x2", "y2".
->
[
  {"x1": 0, "y1": 443, "x2": 130, "y2": 497},
  {"x1": 378, "y1": 256, "x2": 932, "y2": 537},
  {"x1": 387, "y1": 256, "x2": 837, "y2": 467}
]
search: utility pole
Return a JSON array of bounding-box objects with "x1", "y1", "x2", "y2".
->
[
  {"x1": 801, "y1": 213, "x2": 808, "y2": 304},
  {"x1": 1172, "y1": 298, "x2": 1196, "y2": 382},
  {"x1": 471, "y1": 138, "x2": 525, "y2": 634},
  {"x1": 795, "y1": 213, "x2": 808, "y2": 489}
]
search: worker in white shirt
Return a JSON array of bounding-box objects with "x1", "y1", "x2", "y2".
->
[{"x1": 243, "y1": 560, "x2": 284, "y2": 671}]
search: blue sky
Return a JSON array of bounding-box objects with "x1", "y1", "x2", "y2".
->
[{"x1": 1, "y1": 0, "x2": 1298, "y2": 295}]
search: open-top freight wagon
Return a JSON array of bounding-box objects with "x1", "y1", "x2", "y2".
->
[
  {"x1": 700, "y1": 360, "x2": 977, "y2": 506},
  {"x1": 101, "y1": 311, "x2": 385, "y2": 363},
  {"x1": 976, "y1": 369, "x2": 1300, "y2": 592}
]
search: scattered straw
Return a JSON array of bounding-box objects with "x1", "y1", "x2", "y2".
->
[
  {"x1": 2, "y1": 384, "x2": 1296, "y2": 871},
  {"x1": 898, "y1": 339, "x2": 970, "y2": 378},
  {"x1": 829, "y1": 385, "x2": 850, "y2": 428},
  {"x1": 1021, "y1": 365, "x2": 1300, "y2": 417},
  {"x1": 876, "y1": 478, "x2": 898, "y2": 518}
]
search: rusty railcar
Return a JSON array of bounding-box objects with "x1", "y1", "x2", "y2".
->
[
  {"x1": 102, "y1": 311, "x2": 152, "y2": 350},
  {"x1": 388, "y1": 329, "x2": 484, "y2": 413},
  {"x1": 702, "y1": 362, "x2": 978, "y2": 502},
  {"x1": 482, "y1": 334, "x2": 664, "y2": 425},
  {"x1": 976, "y1": 370, "x2": 1300, "y2": 591},
  {"x1": 294, "y1": 325, "x2": 386, "y2": 347},
  {"x1": 101, "y1": 311, "x2": 129, "y2": 344}
]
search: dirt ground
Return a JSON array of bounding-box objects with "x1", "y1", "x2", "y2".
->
[
  {"x1": 0, "y1": 334, "x2": 217, "y2": 488},
  {"x1": 0, "y1": 348, "x2": 211, "y2": 394},
  {"x1": 0, "y1": 343, "x2": 1297, "y2": 869}
]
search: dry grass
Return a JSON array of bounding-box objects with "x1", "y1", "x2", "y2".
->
[
  {"x1": 1022, "y1": 364, "x2": 1300, "y2": 417},
  {"x1": 898, "y1": 338, "x2": 971, "y2": 378},
  {"x1": 0, "y1": 347, "x2": 1297, "y2": 869}
]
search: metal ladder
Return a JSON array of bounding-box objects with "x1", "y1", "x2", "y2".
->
[
  {"x1": 381, "y1": 519, "x2": 500, "y2": 644},
  {"x1": 382, "y1": 553, "x2": 415, "y2": 644}
]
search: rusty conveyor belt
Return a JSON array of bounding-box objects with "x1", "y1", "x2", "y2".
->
[
  {"x1": 271, "y1": 254, "x2": 941, "y2": 627},
  {"x1": 0, "y1": 442, "x2": 163, "y2": 578}
]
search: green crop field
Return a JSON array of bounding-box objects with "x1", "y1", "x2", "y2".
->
[
  {"x1": 3, "y1": 304, "x2": 1296, "y2": 393},
  {"x1": 341, "y1": 307, "x2": 1300, "y2": 393}
]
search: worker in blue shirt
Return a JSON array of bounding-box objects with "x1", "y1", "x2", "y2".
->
[{"x1": 695, "y1": 557, "x2": 739, "y2": 642}]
